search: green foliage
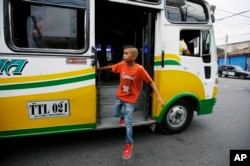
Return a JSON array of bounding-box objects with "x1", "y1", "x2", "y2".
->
[{"x1": 216, "y1": 47, "x2": 224, "y2": 54}]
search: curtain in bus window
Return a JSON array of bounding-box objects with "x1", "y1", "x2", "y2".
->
[
  {"x1": 165, "y1": 0, "x2": 208, "y2": 23},
  {"x1": 28, "y1": 6, "x2": 78, "y2": 49},
  {"x1": 29, "y1": 0, "x2": 86, "y2": 8},
  {"x1": 202, "y1": 30, "x2": 211, "y2": 54},
  {"x1": 43, "y1": 6, "x2": 77, "y2": 49},
  {"x1": 202, "y1": 30, "x2": 211, "y2": 63}
]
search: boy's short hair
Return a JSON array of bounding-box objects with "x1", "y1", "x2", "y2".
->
[
  {"x1": 123, "y1": 45, "x2": 137, "y2": 49},
  {"x1": 123, "y1": 45, "x2": 138, "y2": 56}
]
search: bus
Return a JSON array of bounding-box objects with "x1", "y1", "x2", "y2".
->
[{"x1": 0, "y1": 0, "x2": 218, "y2": 138}]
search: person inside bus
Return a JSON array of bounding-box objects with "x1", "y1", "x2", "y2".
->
[
  {"x1": 96, "y1": 45, "x2": 164, "y2": 160},
  {"x1": 30, "y1": 17, "x2": 43, "y2": 47},
  {"x1": 179, "y1": 39, "x2": 190, "y2": 55}
]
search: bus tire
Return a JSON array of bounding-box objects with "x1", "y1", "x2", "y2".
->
[{"x1": 159, "y1": 99, "x2": 193, "y2": 134}]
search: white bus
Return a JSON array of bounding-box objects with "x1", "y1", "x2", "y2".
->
[{"x1": 0, "y1": 0, "x2": 218, "y2": 138}]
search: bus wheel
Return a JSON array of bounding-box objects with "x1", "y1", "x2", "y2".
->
[{"x1": 159, "y1": 99, "x2": 193, "y2": 134}]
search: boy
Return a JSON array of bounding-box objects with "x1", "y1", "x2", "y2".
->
[{"x1": 96, "y1": 45, "x2": 164, "y2": 159}]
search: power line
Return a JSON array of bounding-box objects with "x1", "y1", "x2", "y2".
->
[
  {"x1": 216, "y1": 9, "x2": 250, "y2": 19},
  {"x1": 216, "y1": 10, "x2": 250, "y2": 21}
]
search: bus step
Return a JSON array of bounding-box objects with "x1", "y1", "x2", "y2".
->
[{"x1": 96, "y1": 111, "x2": 155, "y2": 130}]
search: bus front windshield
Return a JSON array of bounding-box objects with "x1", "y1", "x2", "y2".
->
[{"x1": 165, "y1": 0, "x2": 208, "y2": 23}]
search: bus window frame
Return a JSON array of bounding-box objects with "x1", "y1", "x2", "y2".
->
[
  {"x1": 180, "y1": 29, "x2": 212, "y2": 61},
  {"x1": 128, "y1": 0, "x2": 162, "y2": 5},
  {"x1": 3, "y1": 0, "x2": 89, "y2": 55},
  {"x1": 165, "y1": 0, "x2": 209, "y2": 24}
]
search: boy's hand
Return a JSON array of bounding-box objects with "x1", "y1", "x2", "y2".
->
[
  {"x1": 96, "y1": 68, "x2": 101, "y2": 73},
  {"x1": 157, "y1": 97, "x2": 164, "y2": 107}
]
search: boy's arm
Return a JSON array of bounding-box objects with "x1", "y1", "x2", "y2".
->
[
  {"x1": 149, "y1": 81, "x2": 164, "y2": 106},
  {"x1": 96, "y1": 65, "x2": 112, "y2": 72}
]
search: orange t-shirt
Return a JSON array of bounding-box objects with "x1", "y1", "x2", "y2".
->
[{"x1": 112, "y1": 61, "x2": 152, "y2": 103}]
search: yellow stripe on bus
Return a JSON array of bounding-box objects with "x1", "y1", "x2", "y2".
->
[
  {"x1": 155, "y1": 53, "x2": 181, "y2": 63},
  {"x1": 0, "y1": 85, "x2": 96, "y2": 131},
  {"x1": 152, "y1": 70, "x2": 205, "y2": 117}
]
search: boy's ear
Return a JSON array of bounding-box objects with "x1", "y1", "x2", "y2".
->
[{"x1": 133, "y1": 54, "x2": 138, "y2": 58}]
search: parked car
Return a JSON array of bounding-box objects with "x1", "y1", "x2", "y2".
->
[{"x1": 218, "y1": 65, "x2": 250, "y2": 79}]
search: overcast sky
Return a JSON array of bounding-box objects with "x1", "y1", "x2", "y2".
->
[{"x1": 206, "y1": 0, "x2": 250, "y2": 45}]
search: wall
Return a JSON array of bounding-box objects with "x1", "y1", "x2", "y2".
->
[{"x1": 218, "y1": 54, "x2": 249, "y2": 70}]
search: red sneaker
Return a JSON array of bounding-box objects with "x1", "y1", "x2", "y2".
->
[
  {"x1": 123, "y1": 143, "x2": 133, "y2": 159},
  {"x1": 119, "y1": 118, "x2": 125, "y2": 126}
]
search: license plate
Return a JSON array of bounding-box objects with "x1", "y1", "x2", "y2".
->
[{"x1": 27, "y1": 100, "x2": 70, "y2": 119}]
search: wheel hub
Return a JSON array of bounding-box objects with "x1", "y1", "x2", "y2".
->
[{"x1": 167, "y1": 105, "x2": 187, "y2": 128}]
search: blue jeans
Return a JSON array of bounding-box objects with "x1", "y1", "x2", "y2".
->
[{"x1": 114, "y1": 98, "x2": 135, "y2": 145}]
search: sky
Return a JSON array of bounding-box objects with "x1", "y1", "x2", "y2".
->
[{"x1": 206, "y1": 0, "x2": 250, "y2": 45}]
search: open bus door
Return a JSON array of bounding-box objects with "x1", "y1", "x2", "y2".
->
[
  {"x1": 95, "y1": 1, "x2": 156, "y2": 129},
  {"x1": 142, "y1": 11, "x2": 154, "y2": 121}
]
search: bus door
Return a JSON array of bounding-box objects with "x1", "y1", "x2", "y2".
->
[
  {"x1": 95, "y1": 1, "x2": 157, "y2": 129},
  {"x1": 141, "y1": 11, "x2": 155, "y2": 120}
]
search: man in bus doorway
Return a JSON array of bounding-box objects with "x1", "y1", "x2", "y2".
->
[
  {"x1": 97, "y1": 45, "x2": 164, "y2": 159},
  {"x1": 179, "y1": 39, "x2": 190, "y2": 55}
]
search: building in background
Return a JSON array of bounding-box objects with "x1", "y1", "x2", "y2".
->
[{"x1": 217, "y1": 41, "x2": 250, "y2": 71}]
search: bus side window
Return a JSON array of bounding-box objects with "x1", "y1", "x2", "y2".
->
[
  {"x1": 180, "y1": 30, "x2": 200, "y2": 57},
  {"x1": 9, "y1": 0, "x2": 86, "y2": 51},
  {"x1": 202, "y1": 30, "x2": 211, "y2": 63}
]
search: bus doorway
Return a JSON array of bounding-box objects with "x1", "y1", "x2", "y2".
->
[{"x1": 95, "y1": 1, "x2": 156, "y2": 129}]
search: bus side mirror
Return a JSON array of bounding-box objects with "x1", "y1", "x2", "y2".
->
[
  {"x1": 211, "y1": 14, "x2": 215, "y2": 23},
  {"x1": 210, "y1": 5, "x2": 216, "y2": 23}
]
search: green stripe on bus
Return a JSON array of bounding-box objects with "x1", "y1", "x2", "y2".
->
[
  {"x1": 0, "y1": 73, "x2": 95, "y2": 90},
  {"x1": 198, "y1": 98, "x2": 217, "y2": 115},
  {"x1": 0, "y1": 123, "x2": 96, "y2": 138},
  {"x1": 154, "y1": 60, "x2": 180, "y2": 66},
  {"x1": 155, "y1": 98, "x2": 216, "y2": 123}
]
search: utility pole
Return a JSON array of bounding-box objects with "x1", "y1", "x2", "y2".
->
[{"x1": 224, "y1": 34, "x2": 228, "y2": 65}]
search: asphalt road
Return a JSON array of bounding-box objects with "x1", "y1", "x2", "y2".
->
[{"x1": 1, "y1": 77, "x2": 249, "y2": 166}]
